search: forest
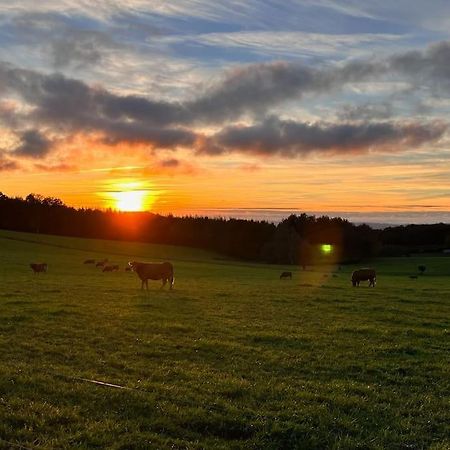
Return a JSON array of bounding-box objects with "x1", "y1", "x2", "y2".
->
[{"x1": 1, "y1": 193, "x2": 449, "y2": 264}]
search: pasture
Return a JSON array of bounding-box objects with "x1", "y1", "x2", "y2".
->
[{"x1": 0, "y1": 229, "x2": 449, "y2": 449}]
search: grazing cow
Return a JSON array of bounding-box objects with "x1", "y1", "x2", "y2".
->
[
  {"x1": 30, "y1": 263, "x2": 47, "y2": 274},
  {"x1": 280, "y1": 271, "x2": 292, "y2": 280},
  {"x1": 351, "y1": 268, "x2": 376, "y2": 287},
  {"x1": 96, "y1": 258, "x2": 108, "y2": 267},
  {"x1": 103, "y1": 265, "x2": 119, "y2": 272},
  {"x1": 128, "y1": 261, "x2": 174, "y2": 290},
  {"x1": 84, "y1": 259, "x2": 95, "y2": 264}
]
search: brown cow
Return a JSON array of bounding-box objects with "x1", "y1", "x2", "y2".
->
[
  {"x1": 128, "y1": 261, "x2": 174, "y2": 290},
  {"x1": 280, "y1": 271, "x2": 292, "y2": 279},
  {"x1": 96, "y1": 258, "x2": 108, "y2": 267},
  {"x1": 351, "y1": 268, "x2": 376, "y2": 287},
  {"x1": 30, "y1": 263, "x2": 47, "y2": 274},
  {"x1": 103, "y1": 265, "x2": 119, "y2": 272}
]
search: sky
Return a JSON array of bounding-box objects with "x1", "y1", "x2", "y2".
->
[{"x1": 1, "y1": 1, "x2": 450, "y2": 224}]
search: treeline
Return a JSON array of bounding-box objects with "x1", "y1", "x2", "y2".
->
[{"x1": 1, "y1": 193, "x2": 449, "y2": 264}]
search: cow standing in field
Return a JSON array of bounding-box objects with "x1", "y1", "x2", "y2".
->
[
  {"x1": 128, "y1": 261, "x2": 174, "y2": 290},
  {"x1": 280, "y1": 271, "x2": 292, "y2": 279},
  {"x1": 30, "y1": 263, "x2": 47, "y2": 274},
  {"x1": 351, "y1": 268, "x2": 376, "y2": 287}
]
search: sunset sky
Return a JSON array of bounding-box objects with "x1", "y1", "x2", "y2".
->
[{"x1": 1, "y1": 1, "x2": 450, "y2": 224}]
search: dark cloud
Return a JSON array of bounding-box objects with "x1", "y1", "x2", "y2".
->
[
  {"x1": 389, "y1": 41, "x2": 450, "y2": 93},
  {"x1": 0, "y1": 65, "x2": 195, "y2": 150},
  {"x1": 198, "y1": 117, "x2": 447, "y2": 157},
  {"x1": 13, "y1": 129, "x2": 53, "y2": 158},
  {"x1": 99, "y1": 122, "x2": 196, "y2": 148}
]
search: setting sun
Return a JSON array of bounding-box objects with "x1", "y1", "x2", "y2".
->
[{"x1": 113, "y1": 190, "x2": 147, "y2": 212}]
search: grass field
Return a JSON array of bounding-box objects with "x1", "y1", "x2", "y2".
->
[{"x1": 0, "y1": 229, "x2": 449, "y2": 449}]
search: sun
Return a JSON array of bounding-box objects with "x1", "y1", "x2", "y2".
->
[{"x1": 114, "y1": 190, "x2": 147, "y2": 212}]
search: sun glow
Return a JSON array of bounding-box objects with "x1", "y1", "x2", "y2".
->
[{"x1": 113, "y1": 190, "x2": 147, "y2": 212}]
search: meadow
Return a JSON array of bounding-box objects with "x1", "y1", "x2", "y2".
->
[{"x1": 0, "y1": 229, "x2": 449, "y2": 449}]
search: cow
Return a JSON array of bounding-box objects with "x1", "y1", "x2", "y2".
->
[
  {"x1": 30, "y1": 263, "x2": 47, "y2": 274},
  {"x1": 96, "y1": 259, "x2": 108, "y2": 267},
  {"x1": 280, "y1": 271, "x2": 292, "y2": 280},
  {"x1": 351, "y1": 268, "x2": 376, "y2": 287},
  {"x1": 128, "y1": 261, "x2": 174, "y2": 290},
  {"x1": 84, "y1": 259, "x2": 96, "y2": 264},
  {"x1": 103, "y1": 265, "x2": 119, "y2": 272}
]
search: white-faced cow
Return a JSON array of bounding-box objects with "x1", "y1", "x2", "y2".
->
[
  {"x1": 128, "y1": 261, "x2": 174, "y2": 290},
  {"x1": 30, "y1": 263, "x2": 48, "y2": 274},
  {"x1": 351, "y1": 268, "x2": 376, "y2": 287}
]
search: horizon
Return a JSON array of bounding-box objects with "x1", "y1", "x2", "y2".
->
[
  {"x1": 1, "y1": 2, "x2": 450, "y2": 219},
  {"x1": 3, "y1": 192, "x2": 449, "y2": 227}
]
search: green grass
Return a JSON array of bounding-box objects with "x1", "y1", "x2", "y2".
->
[{"x1": 0, "y1": 229, "x2": 449, "y2": 449}]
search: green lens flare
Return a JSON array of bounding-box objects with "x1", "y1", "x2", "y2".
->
[{"x1": 321, "y1": 244, "x2": 332, "y2": 254}]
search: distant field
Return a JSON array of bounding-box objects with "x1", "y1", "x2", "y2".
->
[{"x1": 0, "y1": 229, "x2": 449, "y2": 449}]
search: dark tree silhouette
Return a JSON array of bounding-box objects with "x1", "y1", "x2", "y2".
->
[{"x1": 1, "y1": 193, "x2": 449, "y2": 264}]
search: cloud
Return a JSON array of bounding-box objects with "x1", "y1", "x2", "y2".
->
[
  {"x1": 2, "y1": 12, "x2": 127, "y2": 71},
  {"x1": 49, "y1": 31, "x2": 114, "y2": 69},
  {"x1": 1, "y1": 40, "x2": 450, "y2": 161},
  {"x1": 2, "y1": 40, "x2": 450, "y2": 131},
  {"x1": 33, "y1": 162, "x2": 75, "y2": 172},
  {"x1": 160, "y1": 158, "x2": 180, "y2": 167},
  {"x1": 389, "y1": 41, "x2": 450, "y2": 93},
  {"x1": 169, "y1": 30, "x2": 407, "y2": 60},
  {"x1": 13, "y1": 129, "x2": 53, "y2": 158},
  {"x1": 339, "y1": 102, "x2": 394, "y2": 121},
  {"x1": 198, "y1": 116, "x2": 447, "y2": 157},
  {"x1": 0, "y1": 155, "x2": 20, "y2": 171}
]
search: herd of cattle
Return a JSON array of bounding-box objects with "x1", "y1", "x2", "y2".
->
[
  {"x1": 30, "y1": 258, "x2": 378, "y2": 288},
  {"x1": 29, "y1": 258, "x2": 175, "y2": 290}
]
